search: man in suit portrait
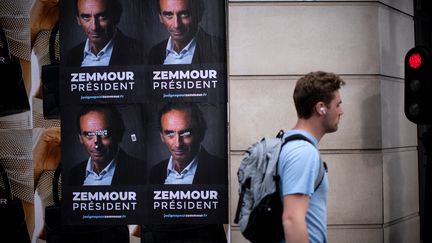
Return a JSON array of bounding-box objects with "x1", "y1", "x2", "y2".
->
[
  {"x1": 68, "y1": 104, "x2": 145, "y2": 186},
  {"x1": 64, "y1": 0, "x2": 145, "y2": 67},
  {"x1": 145, "y1": 102, "x2": 227, "y2": 242},
  {"x1": 150, "y1": 102, "x2": 227, "y2": 185},
  {"x1": 149, "y1": 0, "x2": 226, "y2": 65}
]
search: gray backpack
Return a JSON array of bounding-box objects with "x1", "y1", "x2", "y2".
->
[{"x1": 234, "y1": 131, "x2": 326, "y2": 243}]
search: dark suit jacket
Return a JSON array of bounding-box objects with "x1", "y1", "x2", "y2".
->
[
  {"x1": 150, "y1": 147, "x2": 227, "y2": 185},
  {"x1": 148, "y1": 28, "x2": 226, "y2": 65},
  {"x1": 146, "y1": 147, "x2": 228, "y2": 243},
  {"x1": 64, "y1": 30, "x2": 146, "y2": 66},
  {"x1": 68, "y1": 148, "x2": 146, "y2": 186}
]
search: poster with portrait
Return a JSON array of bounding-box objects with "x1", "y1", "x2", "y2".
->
[
  {"x1": 59, "y1": 0, "x2": 226, "y2": 105},
  {"x1": 144, "y1": 102, "x2": 228, "y2": 224},
  {"x1": 59, "y1": 0, "x2": 228, "y2": 225},
  {"x1": 59, "y1": 0, "x2": 149, "y2": 105},
  {"x1": 60, "y1": 103, "x2": 148, "y2": 224}
]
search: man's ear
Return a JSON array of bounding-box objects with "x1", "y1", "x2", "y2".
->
[
  {"x1": 158, "y1": 14, "x2": 163, "y2": 24},
  {"x1": 78, "y1": 133, "x2": 84, "y2": 144},
  {"x1": 315, "y1": 102, "x2": 326, "y2": 115},
  {"x1": 76, "y1": 16, "x2": 81, "y2": 26},
  {"x1": 159, "y1": 132, "x2": 164, "y2": 142}
]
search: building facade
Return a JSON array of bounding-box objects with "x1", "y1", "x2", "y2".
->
[{"x1": 228, "y1": 0, "x2": 420, "y2": 242}]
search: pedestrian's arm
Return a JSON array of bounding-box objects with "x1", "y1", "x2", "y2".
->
[{"x1": 282, "y1": 193, "x2": 310, "y2": 243}]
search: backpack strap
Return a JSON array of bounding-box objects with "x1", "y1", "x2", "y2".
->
[
  {"x1": 314, "y1": 159, "x2": 327, "y2": 191},
  {"x1": 280, "y1": 133, "x2": 327, "y2": 191}
]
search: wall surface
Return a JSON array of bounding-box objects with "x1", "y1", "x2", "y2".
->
[{"x1": 228, "y1": 0, "x2": 419, "y2": 242}]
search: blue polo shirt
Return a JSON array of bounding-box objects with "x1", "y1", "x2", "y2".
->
[{"x1": 277, "y1": 129, "x2": 328, "y2": 243}]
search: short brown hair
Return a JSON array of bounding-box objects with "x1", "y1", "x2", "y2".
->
[{"x1": 293, "y1": 71, "x2": 345, "y2": 119}]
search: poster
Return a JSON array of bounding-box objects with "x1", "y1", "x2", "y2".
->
[{"x1": 59, "y1": 0, "x2": 228, "y2": 225}]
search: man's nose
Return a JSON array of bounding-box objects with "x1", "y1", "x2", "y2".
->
[
  {"x1": 90, "y1": 17, "x2": 100, "y2": 30},
  {"x1": 173, "y1": 15, "x2": 181, "y2": 28},
  {"x1": 94, "y1": 136, "x2": 102, "y2": 146},
  {"x1": 174, "y1": 134, "x2": 184, "y2": 147}
]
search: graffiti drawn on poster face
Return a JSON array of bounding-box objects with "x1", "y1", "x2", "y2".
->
[
  {"x1": 60, "y1": 104, "x2": 147, "y2": 224},
  {"x1": 145, "y1": 102, "x2": 228, "y2": 224}
]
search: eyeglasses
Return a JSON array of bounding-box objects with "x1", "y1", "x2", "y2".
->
[
  {"x1": 81, "y1": 129, "x2": 110, "y2": 139},
  {"x1": 162, "y1": 129, "x2": 192, "y2": 139}
]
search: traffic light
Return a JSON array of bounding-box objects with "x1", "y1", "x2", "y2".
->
[{"x1": 404, "y1": 46, "x2": 432, "y2": 124}]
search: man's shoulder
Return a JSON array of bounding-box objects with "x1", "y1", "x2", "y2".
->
[
  {"x1": 149, "y1": 159, "x2": 169, "y2": 184},
  {"x1": 148, "y1": 39, "x2": 167, "y2": 56},
  {"x1": 280, "y1": 139, "x2": 318, "y2": 163},
  {"x1": 69, "y1": 42, "x2": 86, "y2": 51},
  {"x1": 67, "y1": 160, "x2": 87, "y2": 185},
  {"x1": 150, "y1": 39, "x2": 168, "y2": 50},
  {"x1": 194, "y1": 29, "x2": 226, "y2": 63},
  {"x1": 117, "y1": 149, "x2": 145, "y2": 167},
  {"x1": 113, "y1": 149, "x2": 147, "y2": 185},
  {"x1": 69, "y1": 159, "x2": 87, "y2": 172},
  {"x1": 150, "y1": 159, "x2": 169, "y2": 172},
  {"x1": 148, "y1": 39, "x2": 168, "y2": 65},
  {"x1": 282, "y1": 137, "x2": 316, "y2": 151},
  {"x1": 195, "y1": 148, "x2": 227, "y2": 184},
  {"x1": 64, "y1": 42, "x2": 85, "y2": 66},
  {"x1": 279, "y1": 132, "x2": 319, "y2": 168},
  {"x1": 197, "y1": 29, "x2": 224, "y2": 43},
  {"x1": 111, "y1": 31, "x2": 146, "y2": 64},
  {"x1": 196, "y1": 29, "x2": 226, "y2": 51},
  {"x1": 200, "y1": 148, "x2": 225, "y2": 164},
  {"x1": 115, "y1": 31, "x2": 143, "y2": 47},
  {"x1": 282, "y1": 130, "x2": 317, "y2": 150}
]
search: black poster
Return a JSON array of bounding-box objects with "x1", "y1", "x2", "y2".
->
[{"x1": 60, "y1": 0, "x2": 228, "y2": 225}]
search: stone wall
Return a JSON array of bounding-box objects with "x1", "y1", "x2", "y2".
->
[{"x1": 227, "y1": 1, "x2": 419, "y2": 242}]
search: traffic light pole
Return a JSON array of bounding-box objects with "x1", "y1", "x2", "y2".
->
[
  {"x1": 418, "y1": 125, "x2": 432, "y2": 243},
  {"x1": 412, "y1": 0, "x2": 432, "y2": 241},
  {"x1": 404, "y1": 46, "x2": 432, "y2": 242}
]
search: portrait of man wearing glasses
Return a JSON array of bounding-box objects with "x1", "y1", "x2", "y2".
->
[
  {"x1": 150, "y1": 102, "x2": 227, "y2": 185},
  {"x1": 68, "y1": 104, "x2": 146, "y2": 186}
]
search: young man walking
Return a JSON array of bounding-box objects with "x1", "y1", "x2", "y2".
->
[{"x1": 279, "y1": 71, "x2": 345, "y2": 243}]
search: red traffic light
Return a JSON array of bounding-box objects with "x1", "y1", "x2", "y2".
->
[
  {"x1": 408, "y1": 53, "x2": 422, "y2": 69},
  {"x1": 405, "y1": 46, "x2": 432, "y2": 124}
]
